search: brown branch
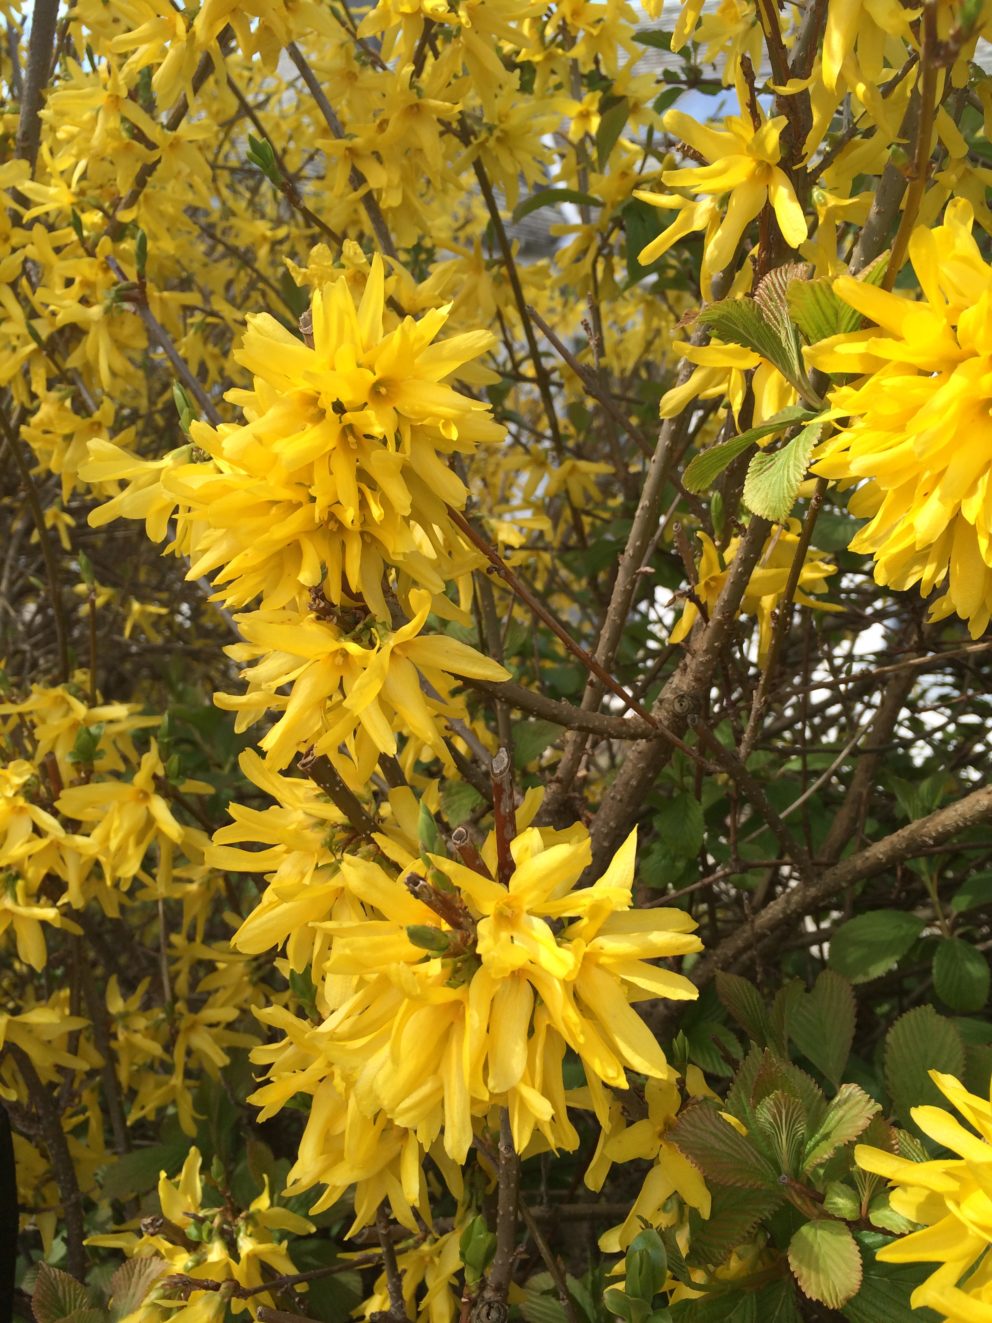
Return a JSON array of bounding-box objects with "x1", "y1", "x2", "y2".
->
[
  {"x1": 7, "y1": 1045, "x2": 86, "y2": 1280},
  {"x1": 14, "y1": 0, "x2": 60, "y2": 172},
  {"x1": 490, "y1": 749, "x2": 517, "y2": 888},
  {"x1": 526, "y1": 305, "x2": 652, "y2": 458},
  {"x1": 376, "y1": 1204, "x2": 409, "y2": 1321},
  {"x1": 0, "y1": 402, "x2": 69, "y2": 681},
  {"x1": 298, "y1": 748, "x2": 377, "y2": 837},
  {"x1": 694, "y1": 784, "x2": 992, "y2": 982},
  {"x1": 467, "y1": 677, "x2": 657, "y2": 740},
  {"x1": 882, "y1": 5, "x2": 939, "y2": 289},
  {"x1": 448, "y1": 507, "x2": 706, "y2": 768},
  {"x1": 286, "y1": 42, "x2": 397, "y2": 260},
  {"x1": 586, "y1": 516, "x2": 770, "y2": 876},
  {"x1": 476, "y1": 1112, "x2": 519, "y2": 1320}
]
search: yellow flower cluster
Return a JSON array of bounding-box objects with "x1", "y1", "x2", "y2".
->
[
  {"x1": 242, "y1": 801, "x2": 701, "y2": 1226},
  {"x1": 857, "y1": 1071, "x2": 992, "y2": 1320},
  {"x1": 813, "y1": 200, "x2": 992, "y2": 637}
]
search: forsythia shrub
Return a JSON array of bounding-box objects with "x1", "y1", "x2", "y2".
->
[{"x1": 2, "y1": 0, "x2": 992, "y2": 1321}]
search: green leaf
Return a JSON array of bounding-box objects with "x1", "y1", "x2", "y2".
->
[
  {"x1": 843, "y1": 1234, "x2": 939, "y2": 1323},
  {"x1": 440, "y1": 779, "x2": 483, "y2": 828},
  {"x1": 697, "y1": 298, "x2": 818, "y2": 404},
  {"x1": 787, "y1": 253, "x2": 889, "y2": 344},
  {"x1": 884, "y1": 1005, "x2": 966, "y2": 1129},
  {"x1": 668, "y1": 1102, "x2": 778, "y2": 1189},
  {"x1": 752, "y1": 1091, "x2": 807, "y2": 1176},
  {"x1": 596, "y1": 97, "x2": 629, "y2": 170},
  {"x1": 684, "y1": 1184, "x2": 785, "y2": 1268},
  {"x1": 512, "y1": 720, "x2": 561, "y2": 769},
  {"x1": 109, "y1": 1258, "x2": 169, "y2": 1321},
  {"x1": 99, "y1": 1139, "x2": 189, "y2": 1200},
  {"x1": 933, "y1": 938, "x2": 990, "y2": 1013},
  {"x1": 417, "y1": 801, "x2": 443, "y2": 856},
  {"x1": 828, "y1": 910, "x2": 925, "y2": 984},
  {"x1": 716, "y1": 972, "x2": 773, "y2": 1045},
  {"x1": 632, "y1": 28, "x2": 673, "y2": 48},
  {"x1": 626, "y1": 1229, "x2": 667, "y2": 1302},
  {"x1": 950, "y1": 871, "x2": 992, "y2": 913},
  {"x1": 521, "y1": 1289, "x2": 569, "y2": 1323},
  {"x1": 32, "y1": 1266, "x2": 94, "y2": 1323},
  {"x1": 789, "y1": 1220, "x2": 862, "y2": 1309},
  {"x1": 823, "y1": 1180, "x2": 861, "y2": 1219},
  {"x1": 789, "y1": 970, "x2": 856, "y2": 1087},
  {"x1": 802, "y1": 1083, "x2": 880, "y2": 1170},
  {"x1": 754, "y1": 263, "x2": 808, "y2": 379},
  {"x1": 742, "y1": 420, "x2": 823, "y2": 524},
  {"x1": 512, "y1": 188, "x2": 601, "y2": 223},
  {"x1": 673, "y1": 1280, "x2": 801, "y2": 1322},
  {"x1": 682, "y1": 406, "x2": 813, "y2": 494},
  {"x1": 656, "y1": 793, "x2": 704, "y2": 859}
]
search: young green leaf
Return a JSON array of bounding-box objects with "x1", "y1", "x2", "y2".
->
[
  {"x1": 109, "y1": 1258, "x2": 169, "y2": 1322},
  {"x1": 668, "y1": 1102, "x2": 779, "y2": 1189},
  {"x1": 802, "y1": 1083, "x2": 880, "y2": 1171},
  {"x1": 742, "y1": 420, "x2": 823, "y2": 524},
  {"x1": 32, "y1": 1266, "x2": 95, "y2": 1323},
  {"x1": 789, "y1": 1220, "x2": 863, "y2": 1310},
  {"x1": 789, "y1": 970, "x2": 856, "y2": 1087},
  {"x1": 682, "y1": 405, "x2": 814, "y2": 494}
]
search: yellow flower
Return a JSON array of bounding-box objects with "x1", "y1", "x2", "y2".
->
[
  {"x1": 648, "y1": 97, "x2": 808, "y2": 273},
  {"x1": 856, "y1": 1070, "x2": 992, "y2": 1320},
  {"x1": 670, "y1": 525, "x2": 839, "y2": 665},
  {"x1": 89, "y1": 1147, "x2": 313, "y2": 1315},
  {"x1": 811, "y1": 199, "x2": 992, "y2": 637},
  {"x1": 216, "y1": 588, "x2": 509, "y2": 774},
  {"x1": 586, "y1": 1071, "x2": 714, "y2": 1253}
]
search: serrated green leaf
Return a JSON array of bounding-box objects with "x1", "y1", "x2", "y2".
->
[
  {"x1": 716, "y1": 972, "x2": 773, "y2": 1045},
  {"x1": 673, "y1": 1280, "x2": 800, "y2": 1323},
  {"x1": 668, "y1": 1102, "x2": 778, "y2": 1188},
  {"x1": 884, "y1": 1005, "x2": 966, "y2": 1129},
  {"x1": 951, "y1": 872, "x2": 992, "y2": 913},
  {"x1": 32, "y1": 1266, "x2": 94, "y2": 1323},
  {"x1": 596, "y1": 97, "x2": 629, "y2": 169},
  {"x1": 697, "y1": 299, "x2": 819, "y2": 404},
  {"x1": 682, "y1": 406, "x2": 813, "y2": 494},
  {"x1": 802, "y1": 1083, "x2": 880, "y2": 1170},
  {"x1": 789, "y1": 1220, "x2": 862, "y2": 1309},
  {"x1": 753, "y1": 1091, "x2": 807, "y2": 1176},
  {"x1": 933, "y1": 938, "x2": 990, "y2": 1013},
  {"x1": 512, "y1": 188, "x2": 601, "y2": 223},
  {"x1": 109, "y1": 1258, "x2": 169, "y2": 1321},
  {"x1": 656, "y1": 793, "x2": 704, "y2": 859},
  {"x1": 823, "y1": 1180, "x2": 861, "y2": 1219},
  {"x1": 788, "y1": 253, "x2": 890, "y2": 344},
  {"x1": 754, "y1": 263, "x2": 808, "y2": 375},
  {"x1": 789, "y1": 970, "x2": 856, "y2": 1087},
  {"x1": 828, "y1": 910, "x2": 925, "y2": 984},
  {"x1": 685, "y1": 1185, "x2": 785, "y2": 1269},
  {"x1": 742, "y1": 420, "x2": 823, "y2": 524}
]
